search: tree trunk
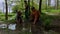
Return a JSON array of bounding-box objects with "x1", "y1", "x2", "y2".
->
[
  {"x1": 39, "y1": 0, "x2": 42, "y2": 13},
  {"x1": 46, "y1": 0, "x2": 48, "y2": 10},
  {"x1": 56, "y1": 0, "x2": 59, "y2": 9},
  {"x1": 55, "y1": 0, "x2": 59, "y2": 9},
  {"x1": 5, "y1": 0, "x2": 8, "y2": 20},
  {"x1": 28, "y1": 0, "x2": 30, "y2": 15},
  {"x1": 48, "y1": 0, "x2": 51, "y2": 7}
]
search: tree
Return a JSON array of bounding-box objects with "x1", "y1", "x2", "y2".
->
[
  {"x1": 57, "y1": 0, "x2": 59, "y2": 9},
  {"x1": 46, "y1": 0, "x2": 48, "y2": 10},
  {"x1": 39, "y1": 0, "x2": 42, "y2": 13},
  {"x1": 55, "y1": 0, "x2": 59, "y2": 9},
  {"x1": 28, "y1": 0, "x2": 30, "y2": 15},
  {"x1": 39, "y1": 0, "x2": 42, "y2": 24},
  {"x1": 48, "y1": 0, "x2": 51, "y2": 7},
  {"x1": 5, "y1": 0, "x2": 8, "y2": 20}
]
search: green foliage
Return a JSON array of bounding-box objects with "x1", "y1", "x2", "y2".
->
[
  {"x1": 12, "y1": 5, "x2": 22, "y2": 13},
  {"x1": 29, "y1": 1, "x2": 39, "y2": 10},
  {"x1": 12, "y1": 0, "x2": 25, "y2": 13},
  {"x1": 41, "y1": 13, "x2": 53, "y2": 26},
  {"x1": 12, "y1": 0, "x2": 39, "y2": 13},
  {"x1": 44, "y1": 19, "x2": 51, "y2": 26},
  {"x1": 0, "y1": 9, "x2": 2, "y2": 14},
  {"x1": 0, "y1": 0, "x2": 60, "y2": 26},
  {"x1": 0, "y1": 17, "x2": 5, "y2": 21}
]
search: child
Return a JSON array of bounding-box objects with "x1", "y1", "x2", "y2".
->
[{"x1": 30, "y1": 7, "x2": 40, "y2": 25}]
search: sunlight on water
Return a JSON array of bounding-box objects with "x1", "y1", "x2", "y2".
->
[
  {"x1": 0, "y1": 24, "x2": 7, "y2": 28},
  {"x1": 8, "y1": 24, "x2": 16, "y2": 30},
  {"x1": 0, "y1": 24, "x2": 16, "y2": 30}
]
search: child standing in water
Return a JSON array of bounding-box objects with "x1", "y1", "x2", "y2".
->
[
  {"x1": 30, "y1": 7, "x2": 40, "y2": 25},
  {"x1": 16, "y1": 10, "x2": 23, "y2": 30}
]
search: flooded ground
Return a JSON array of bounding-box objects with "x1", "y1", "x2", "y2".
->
[
  {"x1": 0, "y1": 22, "x2": 60, "y2": 34},
  {"x1": 0, "y1": 23, "x2": 32, "y2": 34},
  {"x1": 0, "y1": 12, "x2": 59, "y2": 34},
  {"x1": 0, "y1": 24, "x2": 16, "y2": 30}
]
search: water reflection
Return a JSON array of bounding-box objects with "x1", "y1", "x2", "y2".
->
[
  {"x1": 0, "y1": 24, "x2": 7, "y2": 28},
  {"x1": 0, "y1": 24, "x2": 16, "y2": 30},
  {"x1": 0, "y1": 23, "x2": 60, "y2": 34},
  {"x1": 0, "y1": 23, "x2": 44, "y2": 34},
  {"x1": 8, "y1": 24, "x2": 16, "y2": 30}
]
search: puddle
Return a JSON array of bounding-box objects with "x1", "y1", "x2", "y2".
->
[
  {"x1": 0, "y1": 24, "x2": 7, "y2": 28},
  {"x1": 8, "y1": 24, "x2": 16, "y2": 30},
  {"x1": 0, "y1": 24, "x2": 27, "y2": 31},
  {"x1": 0, "y1": 24, "x2": 16, "y2": 30},
  {"x1": 0, "y1": 24, "x2": 59, "y2": 34}
]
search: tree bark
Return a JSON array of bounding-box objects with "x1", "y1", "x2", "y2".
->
[
  {"x1": 39, "y1": 0, "x2": 42, "y2": 13},
  {"x1": 5, "y1": 0, "x2": 8, "y2": 20}
]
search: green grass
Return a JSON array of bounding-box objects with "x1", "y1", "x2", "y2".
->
[
  {"x1": 42, "y1": 9, "x2": 60, "y2": 13},
  {"x1": 41, "y1": 12, "x2": 60, "y2": 26},
  {"x1": 0, "y1": 13, "x2": 15, "y2": 21},
  {"x1": 0, "y1": 9, "x2": 60, "y2": 24}
]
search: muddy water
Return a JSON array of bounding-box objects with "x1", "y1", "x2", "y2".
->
[
  {"x1": 0, "y1": 23, "x2": 60, "y2": 34},
  {"x1": 0, "y1": 24, "x2": 7, "y2": 28},
  {"x1": 0, "y1": 24, "x2": 31, "y2": 31},
  {"x1": 0, "y1": 24, "x2": 16, "y2": 30},
  {"x1": 8, "y1": 24, "x2": 16, "y2": 30}
]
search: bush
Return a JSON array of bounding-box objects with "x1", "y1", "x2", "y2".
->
[{"x1": 41, "y1": 13, "x2": 52, "y2": 26}]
